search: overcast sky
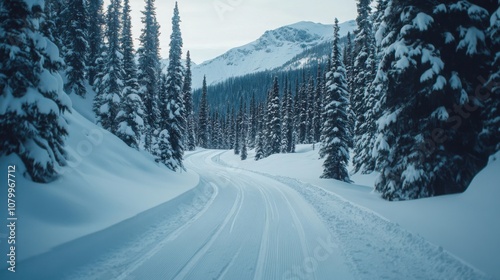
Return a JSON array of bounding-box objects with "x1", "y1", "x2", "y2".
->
[{"x1": 124, "y1": 0, "x2": 358, "y2": 64}]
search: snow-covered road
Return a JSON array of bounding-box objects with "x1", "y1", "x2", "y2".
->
[{"x1": 4, "y1": 150, "x2": 490, "y2": 279}]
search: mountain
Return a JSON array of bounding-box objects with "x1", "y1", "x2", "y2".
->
[{"x1": 190, "y1": 20, "x2": 356, "y2": 89}]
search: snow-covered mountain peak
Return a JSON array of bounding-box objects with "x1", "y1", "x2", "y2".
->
[{"x1": 190, "y1": 20, "x2": 356, "y2": 88}]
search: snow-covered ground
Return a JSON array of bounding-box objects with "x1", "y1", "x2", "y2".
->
[
  {"x1": 1, "y1": 91, "x2": 497, "y2": 279},
  {"x1": 2, "y1": 148, "x2": 494, "y2": 279},
  {"x1": 220, "y1": 145, "x2": 500, "y2": 279},
  {"x1": 0, "y1": 109, "x2": 199, "y2": 262}
]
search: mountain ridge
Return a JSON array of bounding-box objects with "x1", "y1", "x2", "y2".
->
[{"x1": 189, "y1": 20, "x2": 356, "y2": 89}]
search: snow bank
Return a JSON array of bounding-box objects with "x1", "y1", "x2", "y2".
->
[
  {"x1": 220, "y1": 145, "x2": 500, "y2": 278},
  {"x1": 0, "y1": 110, "x2": 199, "y2": 262}
]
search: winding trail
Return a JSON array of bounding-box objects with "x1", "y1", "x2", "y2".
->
[{"x1": 6, "y1": 150, "x2": 490, "y2": 280}]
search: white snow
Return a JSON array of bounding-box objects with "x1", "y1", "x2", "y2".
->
[
  {"x1": 457, "y1": 27, "x2": 486, "y2": 56},
  {"x1": 218, "y1": 145, "x2": 500, "y2": 279},
  {"x1": 1, "y1": 139, "x2": 498, "y2": 279},
  {"x1": 413, "y1": 13, "x2": 434, "y2": 31},
  {"x1": 0, "y1": 109, "x2": 199, "y2": 261}
]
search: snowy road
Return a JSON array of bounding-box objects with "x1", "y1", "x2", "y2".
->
[{"x1": 5, "y1": 150, "x2": 490, "y2": 279}]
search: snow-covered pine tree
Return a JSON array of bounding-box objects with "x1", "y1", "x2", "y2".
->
[
  {"x1": 137, "y1": 0, "x2": 161, "y2": 151},
  {"x1": 94, "y1": 0, "x2": 123, "y2": 133},
  {"x1": 320, "y1": 18, "x2": 351, "y2": 182},
  {"x1": 297, "y1": 75, "x2": 308, "y2": 144},
  {"x1": 280, "y1": 77, "x2": 295, "y2": 153},
  {"x1": 42, "y1": 0, "x2": 64, "y2": 49},
  {"x1": 0, "y1": 0, "x2": 71, "y2": 182},
  {"x1": 198, "y1": 76, "x2": 209, "y2": 148},
  {"x1": 64, "y1": 0, "x2": 88, "y2": 97},
  {"x1": 160, "y1": 1, "x2": 185, "y2": 171},
  {"x1": 240, "y1": 101, "x2": 248, "y2": 160},
  {"x1": 305, "y1": 75, "x2": 315, "y2": 144},
  {"x1": 352, "y1": 0, "x2": 377, "y2": 174},
  {"x1": 343, "y1": 31, "x2": 354, "y2": 96},
  {"x1": 255, "y1": 130, "x2": 265, "y2": 161},
  {"x1": 183, "y1": 51, "x2": 196, "y2": 151},
  {"x1": 247, "y1": 93, "x2": 257, "y2": 149},
  {"x1": 115, "y1": 0, "x2": 144, "y2": 149},
  {"x1": 362, "y1": 0, "x2": 390, "y2": 168},
  {"x1": 480, "y1": 2, "x2": 500, "y2": 152},
  {"x1": 374, "y1": 0, "x2": 495, "y2": 200},
  {"x1": 280, "y1": 77, "x2": 289, "y2": 153},
  {"x1": 234, "y1": 101, "x2": 242, "y2": 155},
  {"x1": 87, "y1": 0, "x2": 105, "y2": 86},
  {"x1": 312, "y1": 64, "x2": 323, "y2": 143},
  {"x1": 266, "y1": 77, "x2": 281, "y2": 155}
]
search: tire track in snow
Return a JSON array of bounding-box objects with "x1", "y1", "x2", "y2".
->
[
  {"x1": 113, "y1": 182, "x2": 220, "y2": 280},
  {"x1": 266, "y1": 175, "x2": 493, "y2": 280},
  {"x1": 172, "y1": 183, "x2": 245, "y2": 280},
  {"x1": 253, "y1": 185, "x2": 272, "y2": 280}
]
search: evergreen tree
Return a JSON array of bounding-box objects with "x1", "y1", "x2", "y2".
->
[
  {"x1": 255, "y1": 131, "x2": 265, "y2": 161},
  {"x1": 94, "y1": 0, "x2": 123, "y2": 133},
  {"x1": 87, "y1": 0, "x2": 105, "y2": 86},
  {"x1": 352, "y1": 0, "x2": 376, "y2": 173},
  {"x1": 281, "y1": 77, "x2": 295, "y2": 153},
  {"x1": 41, "y1": 0, "x2": 64, "y2": 51},
  {"x1": 64, "y1": 0, "x2": 88, "y2": 97},
  {"x1": 374, "y1": 0, "x2": 495, "y2": 200},
  {"x1": 266, "y1": 77, "x2": 281, "y2": 155},
  {"x1": 183, "y1": 51, "x2": 196, "y2": 151},
  {"x1": 297, "y1": 76, "x2": 308, "y2": 144},
  {"x1": 234, "y1": 101, "x2": 242, "y2": 155},
  {"x1": 137, "y1": 0, "x2": 161, "y2": 151},
  {"x1": 248, "y1": 93, "x2": 257, "y2": 149},
  {"x1": 115, "y1": 0, "x2": 144, "y2": 149},
  {"x1": 198, "y1": 76, "x2": 209, "y2": 148},
  {"x1": 160, "y1": 1, "x2": 185, "y2": 171},
  {"x1": 0, "y1": 0, "x2": 71, "y2": 182},
  {"x1": 320, "y1": 18, "x2": 351, "y2": 182},
  {"x1": 480, "y1": 2, "x2": 500, "y2": 152},
  {"x1": 240, "y1": 101, "x2": 248, "y2": 160},
  {"x1": 312, "y1": 64, "x2": 323, "y2": 143},
  {"x1": 306, "y1": 75, "x2": 315, "y2": 143}
]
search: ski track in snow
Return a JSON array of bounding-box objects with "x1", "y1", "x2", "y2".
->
[{"x1": 5, "y1": 149, "x2": 492, "y2": 280}]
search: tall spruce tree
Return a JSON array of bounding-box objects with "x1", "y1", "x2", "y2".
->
[
  {"x1": 352, "y1": 0, "x2": 376, "y2": 174},
  {"x1": 373, "y1": 0, "x2": 495, "y2": 200},
  {"x1": 320, "y1": 18, "x2": 351, "y2": 182},
  {"x1": 198, "y1": 76, "x2": 209, "y2": 148},
  {"x1": 115, "y1": 0, "x2": 144, "y2": 149},
  {"x1": 297, "y1": 76, "x2": 308, "y2": 144},
  {"x1": 94, "y1": 0, "x2": 124, "y2": 133},
  {"x1": 234, "y1": 101, "x2": 242, "y2": 155},
  {"x1": 480, "y1": 2, "x2": 500, "y2": 152},
  {"x1": 312, "y1": 64, "x2": 324, "y2": 143},
  {"x1": 137, "y1": 0, "x2": 161, "y2": 151},
  {"x1": 266, "y1": 77, "x2": 281, "y2": 155},
  {"x1": 64, "y1": 0, "x2": 88, "y2": 97},
  {"x1": 281, "y1": 77, "x2": 295, "y2": 153},
  {"x1": 160, "y1": 1, "x2": 185, "y2": 171},
  {"x1": 183, "y1": 51, "x2": 196, "y2": 151},
  {"x1": 0, "y1": 0, "x2": 71, "y2": 182},
  {"x1": 87, "y1": 0, "x2": 105, "y2": 86}
]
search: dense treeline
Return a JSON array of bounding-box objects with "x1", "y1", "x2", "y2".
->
[{"x1": 1, "y1": 0, "x2": 498, "y2": 201}]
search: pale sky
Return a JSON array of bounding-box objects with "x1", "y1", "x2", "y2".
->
[{"x1": 121, "y1": 0, "x2": 358, "y2": 64}]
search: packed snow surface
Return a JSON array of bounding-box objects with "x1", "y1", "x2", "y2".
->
[{"x1": 1, "y1": 143, "x2": 498, "y2": 279}]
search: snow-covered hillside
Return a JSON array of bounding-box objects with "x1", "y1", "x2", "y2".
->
[
  {"x1": 190, "y1": 20, "x2": 356, "y2": 88},
  {"x1": 0, "y1": 99, "x2": 199, "y2": 262}
]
